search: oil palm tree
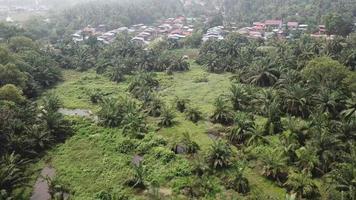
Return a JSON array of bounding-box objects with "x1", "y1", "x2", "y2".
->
[
  {"x1": 341, "y1": 97, "x2": 356, "y2": 122},
  {"x1": 122, "y1": 112, "x2": 147, "y2": 138},
  {"x1": 225, "y1": 162, "x2": 250, "y2": 194},
  {"x1": 158, "y1": 106, "x2": 175, "y2": 127},
  {"x1": 227, "y1": 113, "x2": 255, "y2": 145},
  {"x1": 295, "y1": 146, "x2": 320, "y2": 175},
  {"x1": 175, "y1": 97, "x2": 189, "y2": 113},
  {"x1": 260, "y1": 148, "x2": 288, "y2": 185},
  {"x1": 144, "y1": 95, "x2": 163, "y2": 117},
  {"x1": 229, "y1": 84, "x2": 250, "y2": 111},
  {"x1": 131, "y1": 163, "x2": 145, "y2": 189},
  {"x1": 280, "y1": 84, "x2": 310, "y2": 118},
  {"x1": 210, "y1": 97, "x2": 234, "y2": 125},
  {"x1": 264, "y1": 98, "x2": 283, "y2": 135},
  {"x1": 285, "y1": 172, "x2": 319, "y2": 199},
  {"x1": 180, "y1": 132, "x2": 200, "y2": 154},
  {"x1": 206, "y1": 139, "x2": 232, "y2": 169},
  {"x1": 313, "y1": 88, "x2": 346, "y2": 118},
  {"x1": 244, "y1": 59, "x2": 280, "y2": 87},
  {"x1": 73, "y1": 45, "x2": 95, "y2": 71},
  {"x1": 0, "y1": 153, "x2": 29, "y2": 193},
  {"x1": 185, "y1": 107, "x2": 203, "y2": 123}
]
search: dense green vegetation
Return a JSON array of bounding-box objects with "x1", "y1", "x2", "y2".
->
[
  {"x1": 220, "y1": 0, "x2": 356, "y2": 27},
  {"x1": 0, "y1": 0, "x2": 355, "y2": 199},
  {"x1": 0, "y1": 35, "x2": 72, "y2": 198}
]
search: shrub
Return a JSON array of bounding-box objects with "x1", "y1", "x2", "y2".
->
[
  {"x1": 0, "y1": 84, "x2": 25, "y2": 104},
  {"x1": 224, "y1": 162, "x2": 250, "y2": 194},
  {"x1": 88, "y1": 90, "x2": 105, "y2": 104},
  {"x1": 158, "y1": 106, "x2": 176, "y2": 127},
  {"x1": 116, "y1": 138, "x2": 138, "y2": 154},
  {"x1": 175, "y1": 97, "x2": 189, "y2": 112},
  {"x1": 136, "y1": 134, "x2": 167, "y2": 154},
  {"x1": 210, "y1": 97, "x2": 234, "y2": 125},
  {"x1": 206, "y1": 139, "x2": 232, "y2": 169},
  {"x1": 193, "y1": 73, "x2": 209, "y2": 83},
  {"x1": 150, "y1": 147, "x2": 175, "y2": 163},
  {"x1": 185, "y1": 107, "x2": 203, "y2": 123}
]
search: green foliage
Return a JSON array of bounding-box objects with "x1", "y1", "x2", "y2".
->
[
  {"x1": 302, "y1": 57, "x2": 349, "y2": 90},
  {"x1": 259, "y1": 147, "x2": 288, "y2": 185},
  {"x1": 285, "y1": 172, "x2": 319, "y2": 199},
  {"x1": 227, "y1": 113, "x2": 256, "y2": 145},
  {"x1": 206, "y1": 139, "x2": 232, "y2": 169},
  {"x1": 229, "y1": 84, "x2": 251, "y2": 111},
  {"x1": 0, "y1": 63, "x2": 27, "y2": 88},
  {"x1": 224, "y1": 162, "x2": 250, "y2": 194},
  {"x1": 324, "y1": 13, "x2": 354, "y2": 36},
  {"x1": 175, "y1": 97, "x2": 189, "y2": 113},
  {"x1": 0, "y1": 153, "x2": 29, "y2": 194},
  {"x1": 158, "y1": 106, "x2": 176, "y2": 127},
  {"x1": 185, "y1": 107, "x2": 203, "y2": 123},
  {"x1": 210, "y1": 97, "x2": 234, "y2": 125},
  {"x1": 0, "y1": 84, "x2": 25, "y2": 104},
  {"x1": 98, "y1": 97, "x2": 141, "y2": 128}
]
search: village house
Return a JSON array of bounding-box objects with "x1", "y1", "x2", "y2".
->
[
  {"x1": 287, "y1": 22, "x2": 299, "y2": 30},
  {"x1": 264, "y1": 20, "x2": 283, "y2": 30}
]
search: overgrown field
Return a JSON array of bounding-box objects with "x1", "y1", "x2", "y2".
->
[{"x1": 37, "y1": 61, "x2": 287, "y2": 199}]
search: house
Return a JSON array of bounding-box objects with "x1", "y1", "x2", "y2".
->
[
  {"x1": 264, "y1": 20, "x2": 282, "y2": 29},
  {"x1": 253, "y1": 22, "x2": 265, "y2": 31},
  {"x1": 318, "y1": 25, "x2": 326, "y2": 34},
  {"x1": 5, "y1": 16, "x2": 14, "y2": 23},
  {"x1": 82, "y1": 26, "x2": 96, "y2": 36},
  {"x1": 170, "y1": 29, "x2": 183, "y2": 35},
  {"x1": 96, "y1": 24, "x2": 106, "y2": 32},
  {"x1": 298, "y1": 24, "x2": 308, "y2": 31},
  {"x1": 131, "y1": 36, "x2": 148, "y2": 45},
  {"x1": 248, "y1": 31, "x2": 263, "y2": 39},
  {"x1": 158, "y1": 24, "x2": 172, "y2": 33},
  {"x1": 236, "y1": 27, "x2": 249, "y2": 35},
  {"x1": 287, "y1": 22, "x2": 299, "y2": 30}
]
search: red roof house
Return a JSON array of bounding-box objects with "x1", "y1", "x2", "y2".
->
[
  {"x1": 287, "y1": 22, "x2": 299, "y2": 29},
  {"x1": 265, "y1": 20, "x2": 282, "y2": 28}
]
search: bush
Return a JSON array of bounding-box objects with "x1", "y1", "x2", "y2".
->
[
  {"x1": 175, "y1": 97, "x2": 189, "y2": 113},
  {"x1": 158, "y1": 106, "x2": 176, "y2": 127},
  {"x1": 136, "y1": 134, "x2": 167, "y2": 154},
  {"x1": 150, "y1": 147, "x2": 176, "y2": 163},
  {"x1": 206, "y1": 139, "x2": 232, "y2": 169},
  {"x1": 97, "y1": 97, "x2": 138, "y2": 127},
  {"x1": 210, "y1": 97, "x2": 234, "y2": 125},
  {"x1": 94, "y1": 188, "x2": 130, "y2": 200},
  {"x1": 193, "y1": 73, "x2": 209, "y2": 83},
  {"x1": 116, "y1": 138, "x2": 138, "y2": 154},
  {"x1": 185, "y1": 107, "x2": 203, "y2": 123},
  {"x1": 0, "y1": 84, "x2": 25, "y2": 104},
  {"x1": 88, "y1": 90, "x2": 105, "y2": 104},
  {"x1": 224, "y1": 162, "x2": 250, "y2": 194}
]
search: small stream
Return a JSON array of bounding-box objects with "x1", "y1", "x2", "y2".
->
[
  {"x1": 30, "y1": 166, "x2": 55, "y2": 200},
  {"x1": 58, "y1": 108, "x2": 98, "y2": 121},
  {"x1": 30, "y1": 109, "x2": 95, "y2": 199}
]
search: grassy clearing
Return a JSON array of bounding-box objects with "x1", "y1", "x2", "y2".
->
[
  {"x1": 44, "y1": 69, "x2": 129, "y2": 111},
  {"x1": 157, "y1": 61, "x2": 232, "y2": 115},
  {"x1": 36, "y1": 62, "x2": 286, "y2": 199}
]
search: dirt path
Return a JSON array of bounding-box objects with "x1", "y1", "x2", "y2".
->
[{"x1": 30, "y1": 166, "x2": 55, "y2": 200}]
